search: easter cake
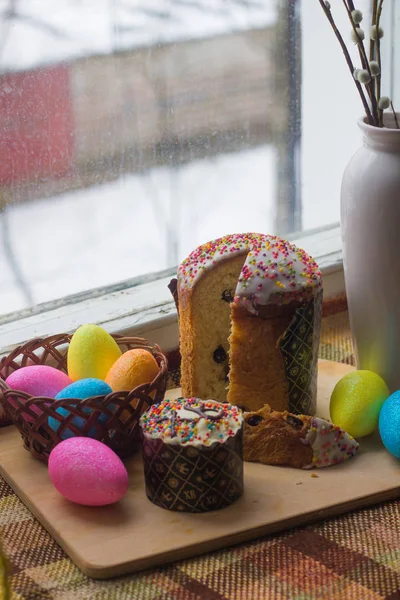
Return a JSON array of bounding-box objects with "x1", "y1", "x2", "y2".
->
[
  {"x1": 140, "y1": 397, "x2": 243, "y2": 512},
  {"x1": 243, "y1": 404, "x2": 359, "y2": 469},
  {"x1": 171, "y1": 233, "x2": 322, "y2": 414}
]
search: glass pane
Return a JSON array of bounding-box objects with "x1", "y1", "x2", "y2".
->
[{"x1": 0, "y1": 0, "x2": 379, "y2": 314}]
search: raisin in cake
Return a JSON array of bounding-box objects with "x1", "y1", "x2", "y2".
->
[{"x1": 172, "y1": 233, "x2": 322, "y2": 415}]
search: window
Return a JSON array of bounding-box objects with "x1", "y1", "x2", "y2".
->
[
  {"x1": 380, "y1": 0, "x2": 399, "y2": 105},
  {"x1": 0, "y1": 0, "x2": 391, "y2": 322}
]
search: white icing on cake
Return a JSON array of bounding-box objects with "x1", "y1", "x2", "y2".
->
[
  {"x1": 303, "y1": 416, "x2": 359, "y2": 469},
  {"x1": 177, "y1": 233, "x2": 322, "y2": 313},
  {"x1": 140, "y1": 397, "x2": 243, "y2": 447}
]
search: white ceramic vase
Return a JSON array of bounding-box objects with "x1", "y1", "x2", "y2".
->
[{"x1": 341, "y1": 113, "x2": 400, "y2": 391}]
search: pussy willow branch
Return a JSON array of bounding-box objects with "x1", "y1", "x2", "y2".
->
[
  {"x1": 376, "y1": 0, "x2": 384, "y2": 125},
  {"x1": 344, "y1": 0, "x2": 367, "y2": 70},
  {"x1": 370, "y1": 0, "x2": 378, "y2": 61},
  {"x1": 318, "y1": 0, "x2": 373, "y2": 124},
  {"x1": 341, "y1": 0, "x2": 378, "y2": 124}
]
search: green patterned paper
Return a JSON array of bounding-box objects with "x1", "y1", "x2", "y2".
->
[{"x1": 279, "y1": 290, "x2": 323, "y2": 415}]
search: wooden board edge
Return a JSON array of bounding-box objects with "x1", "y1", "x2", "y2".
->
[
  {"x1": 69, "y1": 487, "x2": 400, "y2": 578},
  {"x1": 86, "y1": 486, "x2": 400, "y2": 579},
  {"x1": 2, "y1": 458, "x2": 400, "y2": 579}
]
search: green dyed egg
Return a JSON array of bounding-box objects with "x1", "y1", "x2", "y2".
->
[
  {"x1": 67, "y1": 324, "x2": 122, "y2": 381},
  {"x1": 330, "y1": 370, "x2": 390, "y2": 438}
]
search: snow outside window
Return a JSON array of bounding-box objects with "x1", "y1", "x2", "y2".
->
[{"x1": 0, "y1": 0, "x2": 389, "y2": 317}]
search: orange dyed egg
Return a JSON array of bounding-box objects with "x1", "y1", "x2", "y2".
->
[{"x1": 105, "y1": 349, "x2": 159, "y2": 392}]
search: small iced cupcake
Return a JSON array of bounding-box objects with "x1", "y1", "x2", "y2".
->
[{"x1": 140, "y1": 397, "x2": 243, "y2": 512}]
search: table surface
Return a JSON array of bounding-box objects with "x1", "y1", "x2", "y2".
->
[{"x1": 3, "y1": 306, "x2": 400, "y2": 600}]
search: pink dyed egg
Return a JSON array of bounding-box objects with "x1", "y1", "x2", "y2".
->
[
  {"x1": 6, "y1": 366, "x2": 73, "y2": 421},
  {"x1": 48, "y1": 438, "x2": 129, "y2": 506},
  {"x1": 6, "y1": 366, "x2": 72, "y2": 398}
]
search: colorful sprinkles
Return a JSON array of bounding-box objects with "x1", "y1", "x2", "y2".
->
[
  {"x1": 140, "y1": 397, "x2": 243, "y2": 446},
  {"x1": 303, "y1": 417, "x2": 359, "y2": 469},
  {"x1": 177, "y1": 233, "x2": 322, "y2": 313}
]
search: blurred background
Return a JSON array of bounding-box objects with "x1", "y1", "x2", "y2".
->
[{"x1": 0, "y1": 0, "x2": 395, "y2": 314}]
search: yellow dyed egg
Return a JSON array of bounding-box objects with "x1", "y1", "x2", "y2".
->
[
  {"x1": 105, "y1": 349, "x2": 159, "y2": 392},
  {"x1": 67, "y1": 324, "x2": 122, "y2": 381},
  {"x1": 330, "y1": 370, "x2": 390, "y2": 438}
]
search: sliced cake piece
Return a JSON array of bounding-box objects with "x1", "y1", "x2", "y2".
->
[{"x1": 243, "y1": 404, "x2": 359, "y2": 469}]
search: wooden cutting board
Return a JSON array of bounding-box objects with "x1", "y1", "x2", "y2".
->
[{"x1": 1, "y1": 359, "x2": 400, "y2": 580}]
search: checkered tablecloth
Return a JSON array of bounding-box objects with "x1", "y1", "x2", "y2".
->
[{"x1": 4, "y1": 306, "x2": 400, "y2": 600}]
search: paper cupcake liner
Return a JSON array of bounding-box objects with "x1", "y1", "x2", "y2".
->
[{"x1": 142, "y1": 429, "x2": 243, "y2": 513}]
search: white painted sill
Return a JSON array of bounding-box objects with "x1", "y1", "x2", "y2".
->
[{"x1": 0, "y1": 224, "x2": 344, "y2": 356}]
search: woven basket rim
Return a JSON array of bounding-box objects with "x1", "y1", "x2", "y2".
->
[{"x1": 0, "y1": 333, "x2": 168, "y2": 400}]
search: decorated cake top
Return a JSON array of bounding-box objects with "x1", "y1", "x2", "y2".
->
[
  {"x1": 303, "y1": 417, "x2": 359, "y2": 469},
  {"x1": 140, "y1": 397, "x2": 243, "y2": 446},
  {"x1": 178, "y1": 233, "x2": 322, "y2": 313}
]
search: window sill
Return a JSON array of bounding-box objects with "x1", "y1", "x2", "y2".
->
[{"x1": 0, "y1": 224, "x2": 344, "y2": 356}]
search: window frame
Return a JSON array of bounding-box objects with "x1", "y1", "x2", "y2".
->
[
  {"x1": 0, "y1": 223, "x2": 344, "y2": 357},
  {"x1": 380, "y1": 0, "x2": 399, "y2": 105}
]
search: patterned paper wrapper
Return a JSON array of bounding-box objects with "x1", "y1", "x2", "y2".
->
[
  {"x1": 141, "y1": 428, "x2": 244, "y2": 513},
  {"x1": 279, "y1": 290, "x2": 323, "y2": 416}
]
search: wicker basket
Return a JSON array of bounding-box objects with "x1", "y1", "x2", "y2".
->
[{"x1": 0, "y1": 334, "x2": 168, "y2": 462}]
